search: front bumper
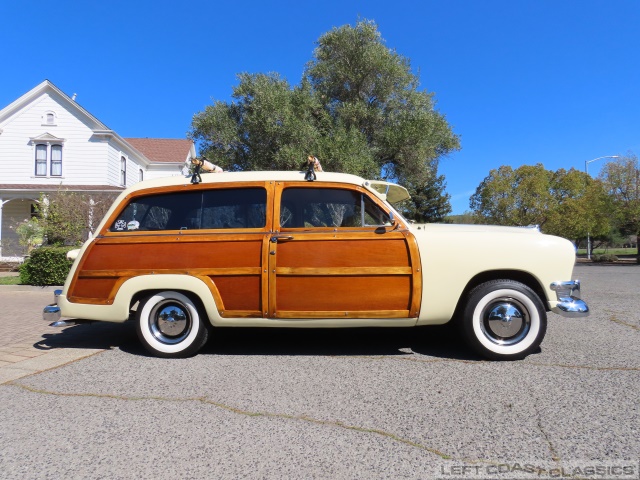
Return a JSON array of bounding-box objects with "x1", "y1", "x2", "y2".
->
[{"x1": 550, "y1": 280, "x2": 589, "y2": 317}]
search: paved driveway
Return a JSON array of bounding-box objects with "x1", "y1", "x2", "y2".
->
[{"x1": 0, "y1": 265, "x2": 638, "y2": 479}]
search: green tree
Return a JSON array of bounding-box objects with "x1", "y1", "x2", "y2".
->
[
  {"x1": 445, "y1": 211, "x2": 477, "y2": 224},
  {"x1": 545, "y1": 168, "x2": 611, "y2": 246},
  {"x1": 470, "y1": 164, "x2": 554, "y2": 227},
  {"x1": 39, "y1": 189, "x2": 118, "y2": 246},
  {"x1": 190, "y1": 19, "x2": 460, "y2": 222},
  {"x1": 470, "y1": 164, "x2": 610, "y2": 243},
  {"x1": 599, "y1": 154, "x2": 640, "y2": 263}
]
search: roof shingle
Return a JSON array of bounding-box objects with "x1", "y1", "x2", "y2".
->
[{"x1": 124, "y1": 138, "x2": 193, "y2": 164}]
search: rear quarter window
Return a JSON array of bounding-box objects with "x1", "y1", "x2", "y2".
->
[{"x1": 109, "y1": 188, "x2": 267, "y2": 232}]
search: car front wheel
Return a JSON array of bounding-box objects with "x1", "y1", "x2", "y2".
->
[
  {"x1": 458, "y1": 280, "x2": 547, "y2": 360},
  {"x1": 136, "y1": 291, "x2": 209, "y2": 358}
]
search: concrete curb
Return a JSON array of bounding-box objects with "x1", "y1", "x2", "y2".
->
[
  {"x1": 0, "y1": 285, "x2": 62, "y2": 292},
  {"x1": 0, "y1": 348, "x2": 103, "y2": 385}
]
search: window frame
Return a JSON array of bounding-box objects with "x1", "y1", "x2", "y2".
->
[
  {"x1": 50, "y1": 144, "x2": 63, "y2": 176},
  {"x1": 34, "y1": 143, "x2": 63, "y2": 177},
  {"x1": 41, "y1": 111, "x2": 57, "y2": 126},
  {"x1": 35, "y1": 144, "x2": 48, "y2": 176},
  {"x1": 105, "y1": 185, "x2": 269, "y2": 234},
  {"x1": 120, "y1": 156, "x2": 127, "y2": 186},
  {"x1": 278, "y1": 184, "x2": 392, "y2": 231}
]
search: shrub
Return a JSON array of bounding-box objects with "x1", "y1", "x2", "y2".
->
[
  {"x1": 15, "y1": 217, "x2": 44, "y2": 253},
  {"x1": 19, "y1": 246, "x2": 75, "y2": 286},
  {"x1": 591, "y1": 254, "x2": 619, "y2": 263}
]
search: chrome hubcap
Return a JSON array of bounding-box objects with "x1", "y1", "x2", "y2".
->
[
  {"x1": 481, "y1": 297, "x2": 530, "y2": 345},
  {"x1": 149, "y1": 300, "x2": 192, "y2": 344}
]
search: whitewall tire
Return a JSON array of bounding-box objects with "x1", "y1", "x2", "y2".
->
[
  {"x1": 459, "y1": 280, "x2": 547, "y2": 360},
  {"x1": 136, "y1": 291, "x2": 209, "y2": 358}
]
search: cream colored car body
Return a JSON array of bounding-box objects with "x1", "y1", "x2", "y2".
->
[{"x1": 55, "y1": 171, "x2": 577, "y2": 328}]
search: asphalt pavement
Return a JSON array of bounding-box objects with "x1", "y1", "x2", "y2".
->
[{"x1": 0, "y1": 265, "x2": 638, "y2": 479}]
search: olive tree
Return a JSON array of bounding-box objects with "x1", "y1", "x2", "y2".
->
[{"x1": 190, "y1": 19, "x2": 460, "y2": 222}]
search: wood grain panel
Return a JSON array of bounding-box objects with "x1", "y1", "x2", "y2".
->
[
  {"x1": 276, "y1": 238, "x2": 410, "y2": 268},
  {"x1": 209, "y1": 275, "x2": 262, "y2": 311},
  {"x1": 81, "y1": 240, "x2": 263, "y2": 270},
  {"x1": 70, "y1": 278, "x2": 118, "y2": 302},
  {"x1": 275, "y1": 276, "x2": 411, "y2": 311},
  {"x1": 276, "y1": 266, "x2": 412, "y2": 276},
  {"x1": 68, "y1": 236, "x2": 265, "y2": 308}
]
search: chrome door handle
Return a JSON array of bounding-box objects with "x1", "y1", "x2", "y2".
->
[{"x1": 270, "y1": 235, "x2": 294, "y2": 243}]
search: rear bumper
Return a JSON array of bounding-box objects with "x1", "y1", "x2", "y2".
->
[
  {"x1": 42, "y1": 289, "x2": 63, "y2": 323},
  {"x1": 550, "y1": 280, "x2": 589, "y2": 317}
]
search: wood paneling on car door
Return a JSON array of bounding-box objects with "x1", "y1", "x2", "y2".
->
[{"x1": 268, "y1": 182, "x2": 421, "y2": 319}]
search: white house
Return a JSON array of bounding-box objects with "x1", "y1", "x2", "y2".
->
[{"x1": 0, "y1": 80, "x2": 196, "y2": 258}]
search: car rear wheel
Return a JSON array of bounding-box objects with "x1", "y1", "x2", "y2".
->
[
  {"x1": 136, "y1": 291, "x2": 209, "y2": 358},
  {"x1": 458, "y1": 280, "x2": 547, "y2": 360}
]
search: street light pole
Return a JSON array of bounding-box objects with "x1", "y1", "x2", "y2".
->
[{"x1": 585, "y1": 155, "x2": 619, "y2": 260}]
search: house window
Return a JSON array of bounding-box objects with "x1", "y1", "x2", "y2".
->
[
  {"x1": 42, "y1": 111, "x2": 57, "y2": 125},
  {"x1": 35, "y1": 145, "x2": 47, "y2": 176},
  {"x1": 51, "y1": 145, "x2": 62, "y2": 176},
  {"x1": 121, "y1": 156, "x2": 127, "y2": 186},
  {"x1": 35, "y1": 144, "x2": 63, "y2": 176},
  {"x1": 139, "y1": 169, "x2": 144, "y2": 182}
]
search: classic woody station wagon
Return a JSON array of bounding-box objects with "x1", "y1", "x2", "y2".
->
[{"x1": 44, "y1": 170, "x2": 589, "y2": 360}]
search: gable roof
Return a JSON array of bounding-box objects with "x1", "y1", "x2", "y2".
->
[
  {"x1": 0, "y1": 80, "x2": 108, "y2": 130},
  {"x1": 124, "y1": 138, "x2": 194, "y2": 164},
  {"x1": 1, "y1": 80, "x2": 197, "y2": 167}
]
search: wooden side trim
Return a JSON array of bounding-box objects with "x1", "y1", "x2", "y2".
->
[
  {"x1": 272, "y1": 232, "x2": 410, "y2": 240},
  {"x1": 219, "y1": 310, "x2": 263, "y2": 318},
  {"x1": 97, "y1": 232, "x2": 269, "y2": 243},
  {"x1": 274, "y1": 310, "x2": 411, "y2": 319},
  {"x1": 77, "y1": 267, "x2": 262, "y2": 278},
  {"x1": 405, "y1": 232, "x2": 423, "y2": 317},
  {"x1": 276, "y1": 267, "x2": 412, "y2": 276}
]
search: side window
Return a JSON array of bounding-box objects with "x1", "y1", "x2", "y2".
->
[
  {"x1": 362, "y1": 195, "x2": 392, "y2": 226},
  {"x1": 280, "y1": 188, "x2": 390, "y2": 228},
  {"x1": 110, "y1": 191, "x2": 202, "y2": 231},
  {"x1": 201, "y1": 188, "x2": 266, "y2": 229},
  {"x1": 109, "y1": 188, "x2": 266, "y2": 232}
]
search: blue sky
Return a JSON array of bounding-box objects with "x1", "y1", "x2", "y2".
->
[{"x1": 1, "y1": 0, "x2": 638, "y2": 214}]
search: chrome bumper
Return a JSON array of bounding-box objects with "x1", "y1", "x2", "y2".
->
[
  {"x1": 43, "y1": 289, "x2": 91, "y2": 327},
  {"x1": 43, "y1": 289, "x2": 68, "y2": 327},
  {"x1": 550, "y1": 280, "x2": 589, "y2": 317}
]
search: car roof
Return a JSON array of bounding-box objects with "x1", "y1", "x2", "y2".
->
[
  {"x1": 128, "y1": 171, "x2": 367, "y2": 192},
  {"x1": 125, "y1": 170, "x2": 410, "y2": 203}
]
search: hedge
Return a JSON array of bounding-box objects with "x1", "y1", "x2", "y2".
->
[
  {"x1": 591, "y1": 254, "x2": 619, "y2": 263},
  {"x1": 19, "y1": 246, "x2": 75, "y2": 286}
]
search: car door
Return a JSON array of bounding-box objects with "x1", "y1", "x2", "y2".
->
[{"x1": 267, "y1": 182, "x2": 421, "y2": 319}]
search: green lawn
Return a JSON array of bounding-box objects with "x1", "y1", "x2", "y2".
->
[
  {"x1": 0, "y1": 275, "x2": 21, "y2": 285},
  {"x1": 576, "y1": 247, "x2": 638, "y2": 256}
]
